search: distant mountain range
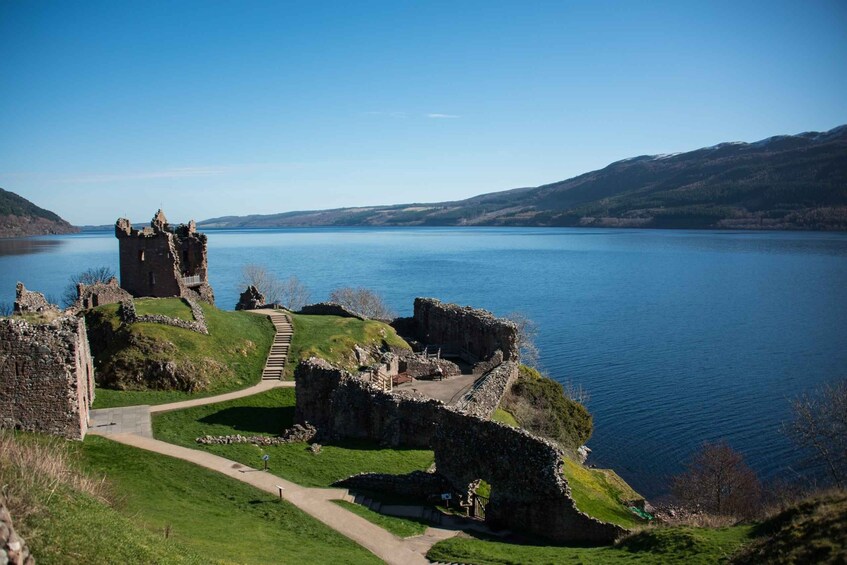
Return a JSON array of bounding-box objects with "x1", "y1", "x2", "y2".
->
[
  {"x1": 0, "y1": 188, "x2": 78, "y2": 238},
  {"x1": 200, "y1": 125, "x2": 847, "y2": 231}
]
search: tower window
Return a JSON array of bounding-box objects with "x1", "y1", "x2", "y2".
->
[{"x1": 138, "y1": 250, "x2": 145, "y2": 262}]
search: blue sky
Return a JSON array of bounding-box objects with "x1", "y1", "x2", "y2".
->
[{"x1": 1, "y1": 0, "x2": 845, "y2": 225}]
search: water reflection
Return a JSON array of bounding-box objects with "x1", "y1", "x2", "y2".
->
[{"x1": 0, "y1": 238, "x2": 66, "y2": 257}]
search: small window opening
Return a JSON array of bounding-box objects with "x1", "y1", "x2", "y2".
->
[
  {"x1": 138, "y1": 250, "x2": 145, "y2": 262},
  {"x1": 149, "y1": 272, "x2": 156, "y2": 287}
]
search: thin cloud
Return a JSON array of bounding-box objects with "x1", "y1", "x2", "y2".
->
[
  {"x1": 63, "y1": 166, "x2": 230, "y2": 183},
  {"x1": 427, "y1": 113, "x2": 460, "y2": 119}
]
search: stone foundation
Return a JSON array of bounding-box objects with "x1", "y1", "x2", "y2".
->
[{"x1": 74, "y1": 277, "x2": 132, "y2": 311}]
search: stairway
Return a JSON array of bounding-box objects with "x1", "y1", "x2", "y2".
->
[{"x1": 262, "y1": 311, "x2": 293, "y2": 381}]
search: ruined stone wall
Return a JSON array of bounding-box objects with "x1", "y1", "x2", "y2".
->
[
  {"x1": 235, "y1": 285, "x2": 265, "y2": 310},
  {"x1": 118, "y1": 298, "x2": 208, "y2": 334},
  {"x1": 400, "y1": 355, "x2": 461, "y2": 379},
  {"x1": 453, "y1": 361, "x2": 518, "y2": 420},
  {"x1": 294, "y1": 357, "x2": 623, "y2": 543},
  {"x1": 74, "y1": 277, "x2": 132, "y2": 310},
  {"x1": 0, "y1": 316, "x2": 95, "y2": 440},
  {"x1": 0, "y1": 502, "x2": 34, "y2": 565},
  {"x1": 13, "y1": 283, "x2": 57, "y2": 314},
  {"x1": 115, "y1": 211, "x2": 215, "y2": 304},
  {"x1": 404, "y1": 298, "x2": 519, "y2": 362},
  {"x1": 298, "y1": 302, "x2": 365, "y2": 320}
]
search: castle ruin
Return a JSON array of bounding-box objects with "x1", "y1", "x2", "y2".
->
[
  {"x1": 0, "y1": 315, "x2": 95, "y2": 440},
  {"x1": 115, "y1": 209, "x2": 215, "y2": 304}
]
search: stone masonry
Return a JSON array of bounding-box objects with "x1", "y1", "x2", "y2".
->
[
  {"x1": 295, "y1": 358, "x2": 624, "y2": 543},
  {"x1": 13, "y1": 283, "x2": 57, "y2": 315},
  {"x1": 393, "y1": 298, "x2": 519, "y2": 363},
  {"x1": 115, "y1": 209, "x2": 215, "y2": 304},
  {"x1": 73, "y1": 277, "x2": 132, "y2": 311},
  {"x1": 0, "y1": 316, "x2": 95, "y2": 440},
  {"x1": 0, "y1": 502, "x2": 34, "y2": 565}
]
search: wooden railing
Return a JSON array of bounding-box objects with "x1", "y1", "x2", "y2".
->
[{"x1": 181, "y1": 275, "x2": 202, "y2": 287}]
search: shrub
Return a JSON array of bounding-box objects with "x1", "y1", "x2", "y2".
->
[
  {"x1": 502, "y1": 366, "x2": 592, "y2": 449},
  {"x1": 328, "y1": 287, "x2": 394, "y2": 320}
]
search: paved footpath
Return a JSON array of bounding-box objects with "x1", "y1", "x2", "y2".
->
[{"x1": 88, "y1": 311, "x2": 460, "y2": 564}]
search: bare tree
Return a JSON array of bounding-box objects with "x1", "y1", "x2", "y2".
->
[
  {"x1": 506, "y1": 312, "x2": 540, "y2": 367},
  {"x1": 671, "y1": 441, "x2": 762, "y2": 518},
  {"x1": 0, "y1": 300, "x2": 12, "y2": 317},
  {"x1": 62, "y1": 266, "x2": 116, "y2": 307},
  {"x1": 784, "y1": 377, "x2": 847, "y2": 488},
  {"x1": 328, "y1": 287, "x2": 394, "y2": 320},
  {"x1": 240, "y1": 264, "x2": 310, "y2": 311}
]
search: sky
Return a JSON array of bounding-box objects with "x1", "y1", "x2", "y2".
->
[{"x1": 1, "y1": 1, "x2": 846, "y2": 226}]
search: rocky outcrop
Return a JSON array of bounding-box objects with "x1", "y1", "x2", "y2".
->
[
  {"x1": 235, "y1": 285, "x2": 265, "y2": 311},
  {"x1": 0, "y1": 316, "x2": 95, "y2": 440},
  {"x1": 0, "y1": 502, "x2": 34, "y2": 565}
]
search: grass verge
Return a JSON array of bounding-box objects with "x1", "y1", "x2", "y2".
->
[
  {"x1": 491, "y1": 408, "x2": 518, "y2": 427},
  {"x1": 332, "y1": 500, "x2": 429, "y2": 538},
  {"x1": 152, "y1": 387, "x2": 435, "y2": 487},
  {"x1": 427, "y1": 526, "x2": 754, "y2": 564},
  {"x1": 89, "y1": 300, "x2": 274, "y2": 408},
  {"x1": 79, "y1": 435, "x2": 382, "y2": 564},
  {"x1": 286, "y1": 313, "x2": 410, "y2": 378}
]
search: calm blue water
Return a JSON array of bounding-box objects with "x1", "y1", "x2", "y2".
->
[{"x1": 2, "y1": 227, "x2": 846, "y2": 498}]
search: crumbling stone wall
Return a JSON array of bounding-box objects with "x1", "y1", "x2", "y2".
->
[
  {"x1": 453, "y1": 361, "x2": 518, "y2": 419},
  {"x1": 235, "y1": 285, "x2": 265, "y2": 310},
  {"x1": 13, "y1": 283, "x2": 57, "y2": 315},
  {"x1": 0, "y1": 502, "x2": 34, "y2": 565},
  {"x1": 118, "y1": 298, "x2": 208, "y2": 334},
  {"x1": 115, "y1": 210, "x2": 215, "y2": 304},
  {"x1": 394, "y1": 298, "x2": 519, "y2": 362},
  {"x1": 299, "y1": 302, "x2": 365, "y2": 320},
  {"x1": 295, "y1": 358, "x2": 623, "y2": 543},
  {"x1": 74, "y1": 277, "x2": 131, "y2": 310},
  {"x1": 0, "y1": 316, "x2": 95, "y2": 440},
  {"x1": 400, "y1": 354, "x2": 461, "y2": 379}
]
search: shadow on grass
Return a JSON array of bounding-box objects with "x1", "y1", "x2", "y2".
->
[{"x1": 199, "y1": 406, "x2": 294, "y2": 434}]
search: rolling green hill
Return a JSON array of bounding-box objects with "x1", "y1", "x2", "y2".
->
[{"x1": 200, "y1": 125, "x2": 847, "y2": 231}]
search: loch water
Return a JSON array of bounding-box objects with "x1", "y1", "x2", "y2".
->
[{"x1": 2, "y1": 227, "x2": 846, "y2": 498}]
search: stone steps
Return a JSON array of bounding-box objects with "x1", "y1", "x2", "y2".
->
[{"x1": 260, "y1": 312, "x2": 294, "y2": 381}]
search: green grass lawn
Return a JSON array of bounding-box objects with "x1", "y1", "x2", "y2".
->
[
  {"x1": 562, "y1": 458, "x2": 646, "y2": 529},
  {"x1": 286, "y1": 312, "x2": 410, "y2": 378},
  {"x1": 152, "y1": 387, "x2": 435, "y2": 487},
  {"x1": 491, "y1": 408, "x2": 518, "y2": 427},
  {"x1": 427, "y1": 526, "x2": 754, "y2": 564},
  {"x1": 78, "y1": 435, "x2": 381, "y2": 564},
  {"x1": 90, "y1": 300, "x2": 274, "y2": 408},
  {"x1": 332, "y1": 500, "x2": 429, "y2": 538},
  {"x1": 133, "y1": 297, "x2": 195, "y2": 320}
]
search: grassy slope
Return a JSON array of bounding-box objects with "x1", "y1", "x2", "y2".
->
[
  {"x1": 332, "y1": 500, "x2": 428, "y2": 538},
  {"x1": 91, "y1": 299, "x2": 274, "y2": 408},
  {"x1": 491, "y1": 408, "x2": 518, "y2": 427},
  {"x1": 286, "y1": 312, "x2": 410, "y2": 378},
  {"x1": 79, "y1": 436, "x2": 381, "y2": 564},
  {"x1": 563, "y1": 458, "x2": 645, "y2": 529},
  {"x1": 133, "y1": 297, "x2": 194, "y2": 320},
  {"x1": 152, "y1": 387, "x2": 434, "y2": 487},
  {"x1": 428, "y1": 526, "x2": 753, "y2": 564}
]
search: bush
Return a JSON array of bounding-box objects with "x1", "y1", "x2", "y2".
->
[
  {"x1": 502, "y1": 366, "x2": 592, "y2": 449},
  {"x1": 328, "y1": 287, "x2": 393, "y2": 320}
]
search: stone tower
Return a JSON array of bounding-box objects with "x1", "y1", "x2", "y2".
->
[{"x1": 115, "y1": 209, "x2": 215, "y2": 304}]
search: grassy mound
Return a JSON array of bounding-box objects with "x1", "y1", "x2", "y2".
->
[
  {"x1": 152, "y1": 387, "x2": 435, "y2": 487},
  {"x1": 286, "y1": 312, "x2": 410, "y2": 378},
  {"x1": 79, "y1": 435, "x2": 381, "y2": 564},
  {"x1": 501, "y1": 365, "x2": 592, "y2": 450},
  {"x1": 731, "y1": 490, "x2": 847, "y2": 564},
  {"x1": 563, "y1": 458, "x2": 646, "y2": 529},
  {"x1": 0, "y1": 431, "x2": 204, "y2": 564},
  {"x1": 86, "y1": 299, "x2": 274, "y2": 407},
  {"x1": 427, "y1": 525, "x2": 753, "y2": 564}
]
